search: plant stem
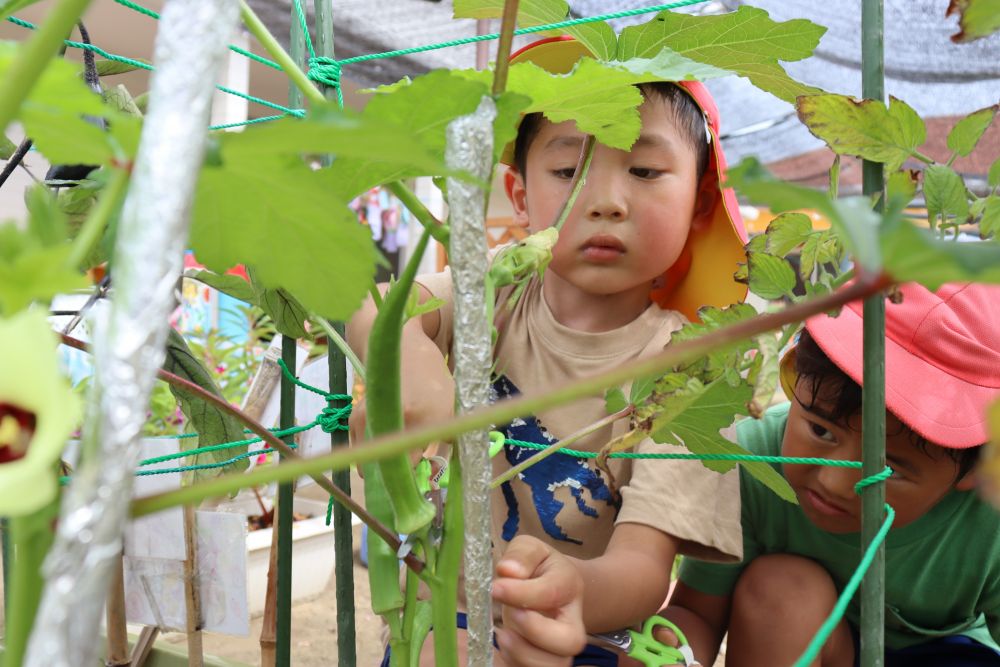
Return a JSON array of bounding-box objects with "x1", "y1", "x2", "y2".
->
[
  {"x1": 552, "y1": 135, "x2": 595, "y2": 232},
  {"x1": 311, "y1": 315, "x2": 366, "y2": 382},
  {"x1": 491, "y1": 0, "x2": 521, "y2": 95},
  {"x1": 58, "y1": 332, "x2": 424, "y2": 573},
  {"x1": 429, "y1": 452, "x2": 463, "y2": 667},
  {"x1": 0, "y1": 0, "x2": 94, "y2": 135},
  {"x1": 66, "y1": 166, "x2": 129, "y2": 270},
  {"x1": 131, "y1": 275, "x2": 888, "y2": 519},
  {"x1": 238, "y1": 0, "x2": 325, "y2": 108},
  {"x1": 4, "y1": 504, "x2": 57, "y2": 667},
  {"x1": 386, "y1": 180, "x2": 450, "y2": 247},
  {"x1": 491, "y1": 405, "x2": 633, "y2": 488}
]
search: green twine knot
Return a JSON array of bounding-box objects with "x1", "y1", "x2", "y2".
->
[
  {"x1": 318, "y1": 399, "x2": 351, "y2": 433},
  {"x1": 854, "y1": 466, "x2": 894, "y2": 494},
  {"x1": 307, "y1": 56, "x2": 341, "y2": 89}
]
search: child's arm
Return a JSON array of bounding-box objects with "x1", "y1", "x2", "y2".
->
[
  {"x1": 346, "y1": 283, "x2": 455, "y2": 450},
  {"x1": 573, "y1": 523, "x2": 679, "y2": 632}
]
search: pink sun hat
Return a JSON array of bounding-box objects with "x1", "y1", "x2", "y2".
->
[{"x1": 805, "y1": 282, "x2": 1000, "y2": 449}]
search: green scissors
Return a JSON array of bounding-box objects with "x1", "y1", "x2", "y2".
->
[{"x1": 589, "y1": 616, "x2": 700, "y2": 666}]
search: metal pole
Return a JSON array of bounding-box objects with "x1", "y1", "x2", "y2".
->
[
  {"x1": 860, "y1": 0, "x2": 886, "y2": 665},
  {"x1": 276, "y1": 337, "x2": 297, "y2": 667},
  {"x1": 310, "y1": 4, "x2": 358, "y2": 661}
]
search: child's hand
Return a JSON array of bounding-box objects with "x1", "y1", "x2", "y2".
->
[{"x1": 493, "y1": 535, "x2": 587, "y2": 666}]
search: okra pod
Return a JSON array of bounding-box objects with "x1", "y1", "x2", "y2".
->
[{"x1": 366, "y1": 228, "x2": 437, "y2": 535}]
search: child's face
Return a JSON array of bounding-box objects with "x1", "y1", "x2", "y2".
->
[
  {"x1": 781, "y1": 379, "x2": 975, "y2": 533},
  {"x1": 505, "y1": 95, "x2": 711, "y2": 301}
]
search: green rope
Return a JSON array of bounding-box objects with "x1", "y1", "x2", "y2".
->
[
  {"x1": 110, "y1": 0, "x2": 284, "y2": 71},
  {"x1": 209, "y1": 113, "x2": 292, "y2": 131},
  {"x1": 4, "y1": 15, "x2": 298, "y2": 117},
  {"x1": 794, "y1": 502, "x2": 896, "y2": 666},
  {"x1": 139, "y1": 423, "x2": 316, "y2": 467}
]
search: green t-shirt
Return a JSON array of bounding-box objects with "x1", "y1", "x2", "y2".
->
[{"x1": 680, "y1": 402, "x2": 1000, "y2": 651}]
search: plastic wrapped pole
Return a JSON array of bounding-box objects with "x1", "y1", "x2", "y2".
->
[
  {"x1": 23, "y1": 1, "x2": 239, "y2": 664},
  {"x1": 445, "y1": 96, "x2": 497, "y2": 667},
  {"x1": 860, "y1": 1, "x2": 886, "y2": 664}
]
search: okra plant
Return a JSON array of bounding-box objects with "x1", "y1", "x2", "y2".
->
[{"x1": 2, "y1": 0, "x2": 1000, "y2": 665}]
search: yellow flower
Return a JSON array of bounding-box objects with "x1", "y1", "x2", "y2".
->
[{"x1": 0, "y1": 310, "x2": 82, "y2": 516}]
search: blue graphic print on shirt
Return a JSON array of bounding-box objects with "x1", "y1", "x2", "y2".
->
[{"x1": 493, "y1": 375, "x2": 615, "y2": 545}]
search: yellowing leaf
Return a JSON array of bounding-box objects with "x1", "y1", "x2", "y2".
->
[
  {"x1": 979, "y1": 196, "x2": 1000, "y2": 238},
  {"x1": 727, "y1": 158, "x2": 880, "y2": 273},
  {"x1": 649, "y1": 377, "x2": 796, "y2": 503},
  {"x1": 617, "y1": 6, "x2": 825, "y2": 103},
  {"x1": 947, "y1": 0, "x2": 1000, "y2": 42},
  {"x1": 764, "y1": 212, "x2": 813, "y2": 257},
  {"x1": 796, "y1": 94, "x2": 926, "y2": 172},
  {"x1": 947, "y1": 104, "x2": 998, "y2": 157}
]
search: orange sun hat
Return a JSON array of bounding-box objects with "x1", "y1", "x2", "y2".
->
[{"x1": 500, "y1": 36, "x2": 748, "y2": 320}]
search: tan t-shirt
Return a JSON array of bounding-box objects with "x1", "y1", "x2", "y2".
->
[{"x1": 417, "y1": 268, "x2": 742, "y2": 566}]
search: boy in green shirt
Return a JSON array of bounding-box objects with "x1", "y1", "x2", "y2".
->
[{"x1": 667, "y1": 281, "x2": 1000, "y2": 666}]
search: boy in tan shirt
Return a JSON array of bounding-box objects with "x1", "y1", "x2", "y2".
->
[{"x1": 349, "y1": 36, "x2": 749, "y2": 665}]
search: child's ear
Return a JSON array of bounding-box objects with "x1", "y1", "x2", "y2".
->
[
  {"x1": 691, "y1": 171, "x2": 719, "y2": 233},
  {"x1": 955, "y1": 468, "x2": 978, "y2": 492},
  {"x1": 504, "y1": 167, "x2": 530, "y2": 228}
]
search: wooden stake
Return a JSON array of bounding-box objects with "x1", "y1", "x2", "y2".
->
[
  {"x1": 259, "y1": 500, "x2": 280, "y2": 667},
  {"x1": 129, "y1": 626, "x2": 160, "y2": 667},
  {"x1": 183, "y1": 505, "x2": 204, "y2": 667},
  {"x1": 105, "y1": 553, "x2": 131, "y2": 667}
]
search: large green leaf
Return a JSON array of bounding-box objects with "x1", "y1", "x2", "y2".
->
[
  {"x1": 0, "y1": 42, "x2": 130, "y2": 165},
  {"x1": 162, "y1": 328, "x2": 248, "y2": 482},
  {"x1": 459, "y1": 58, "x2": 648, "y2": 149},
  {"x1": 324, "y1": 71, "x2": 492, "y2": 199},
  {"x1": 452, "y1": 0, "x2": 617, "y2": 59},
  {"x1": 649, "y1": 376, "x2": 797, "y2": 503},
  {"x1": 190, "y1": 156, "x2": 377, "y2": 322},
  {"x1": 0, "y1": 0, "x2": 40, "y2": 21},
  {"x1": 611, "y1": 47, "x2": 730, "y2": 83},
  {"x1": 748, "y1": 253, "x2": 797, "y2": 300},
  {"x1": 880, "y1": 215, "x2": 1000, "y2": 287},
  {"x1": 798, "y1": 229, "x2": 841, "y2": 280},
  {"x1": 726, "y1": 158, "x2": 881, "y2": 273},
  {"x1": 249, "y1": 269, "x2": 310, "y2": 339},
  {"x1": 0, "y1": 223, "x2": 88, "y2": 315},
  {"x1": 617, "y1": 6, "x2": 825, "y2": 103},
  {"x1": 948, "y1": 0, "x2": 1000, "y2": 42},
  {"x1": 923, "y1": 164, "x2": 969, "y2": 223},
  {"x1": 95, "y1": 58, "x2": 150, "y2": 77},
  {"x1": 947, "y1": 104, "x2": 998, "y2": 157},
  {"x1": 185, "y1": 269, "x2": 255, "y2": 303},
  {"x1": 796, "y1": 94, "x2": 926, "y2": 172},
  {"x1": 220, "y1": 103, "x2": 447, "y2": 173}
]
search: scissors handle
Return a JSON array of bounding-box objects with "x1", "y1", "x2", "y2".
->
[{"x1": 627, "y1": 616, "x2": 697, "y2": 667}]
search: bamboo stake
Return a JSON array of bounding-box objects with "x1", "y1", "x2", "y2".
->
[
  {"x1": 259, "y1": 500, "x2": 281, "y2": 667},
  {"x1": 310, "y1": 0, "x2": 358, "y2": 663},
  {"x1": 105, "y1": 554, "x2": 131, "y2": 667},
  {"x1": 183, "y1": 505, "x2": 204, "y2": 667},
  {"x1": 860, "y1": 2, "x2": 887, "y2": 666}
]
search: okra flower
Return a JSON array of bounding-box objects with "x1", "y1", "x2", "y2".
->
[
  {"x1": 0, "y1": 311, "x2": 82, "y2": 516},
  {"x1": 489, "y1": 227, "x2": 559, "y2": 308}
]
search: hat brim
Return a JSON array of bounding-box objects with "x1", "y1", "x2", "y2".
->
[
  {"x1": 498, "y1": 37, "x2": 748, "y2": 320},
  {"x1": 806, "y1": 302, "x2": 994, "y2": 448}
]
